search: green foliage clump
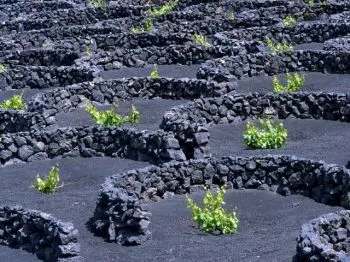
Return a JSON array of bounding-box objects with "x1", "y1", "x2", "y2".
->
[
  {"x1": 146, "y1": 0, "x2": 179, "y2": 16},
  {"x1": 244, "y1": 118, "x2": 288, "y2": 149},
  {"x1": 149, "y1": 65, "x2": 159, "y2": 78},
  {"x1": 0, "y1": 94, "x2": 26, "y2": 110},
  {"x1": 307, "y1": 0, "x2": 326, "y2": 6},
  {"x1": 85, "y1": 102, "x2": 140, "y2": 127},
  {"x1": 227, "y1": 11, "x2": 235, "y2": 21},
  {"x1": 85, "y1": 44, "x2": 91, "y2": 56},
  {"x1": 33, "y1": 164, "x2": 62, "y2": 194},
  {"x1": 0, "y1": 64, "x2": 7, "y2": 72},
  {"x1": 85, "y1": 38, "x2": 95, "y2": 56},
  {"x1": 131, "y1": 18, "x2": 154, "y2": 34},
  {"x1": 272, "y1": 72, "x2": 305, "y2": 92},
  {"x1": 192, "y1": 33, "x2": 211, "y2": 47},
  {"x1": 266, "y1": 37, "x2": 293, "y2": 54},
  {"x1": 87, "y1": 0, "x2": 106, "y2": 8},
  {"x1": 283, "y1": 16, "x2": 296, "y2": 28},
  {"x1": 186, "y1": 186, "x2": 239, "y2": 234}
]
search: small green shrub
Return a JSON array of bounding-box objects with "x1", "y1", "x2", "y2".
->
[
  {"x1": 192, "y1": 33, "x2": 211, "y2": 47},
  {"x1": 227, "y1": 11, "x2": 235, "y2": 21},
  {"x1": 244, "y1": 118, "x2": 288, "y2": 149},
  {"x1": 307, "y1": 0, "x2": 326, "y2": 5},
  {"x1": 283, "y1": 16, "x2": 296, "y2": 28},
  {"x1": 0, "y1": 64, "x2": 7, "y2": 72},
  {"x1": 266, "y1": 37, "x2": 293, "y2": 54},
  {"x1": 33, "y1": 164, "x2": 62, "y2": 194},
  {"x1": 87, "y1": 0, "x2": 106, "y2": 8},
  {"x1": 0, "y1": 93, "x2": 26, "y2": 110},
  {"x1": 131, "y1": 18, "x2": 154, "y2": 34},
  {"x1": 146, "y1": 0, "x2": 179, "y2": 16},
  {"x1": 272, "y1": 72, "x2": 305, "y2": 92},
  {"x1": 85, "y1": 43, "x2": 91, "y2": 56},
  {"x1": 149, "y1": 65, "x2": 159, "y2": 78},
  {"x1": 85, "y1": 102, "x2": 140, "y2": 127},
  {"x1": 186, "y1": 186, "x2": 239, "y2": 234}
]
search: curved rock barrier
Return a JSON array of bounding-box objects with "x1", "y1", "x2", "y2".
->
[
  {"x1": 161, "y1": 92, "x2": 350, "y2": 132},
  {"x1": 0, "y1": 49, "x2": 80, "y2": 67},
  {"x1": 296, "y1": 210, "x2": 350, "y2": 262},
  {"x1": 197, "y1": 50, "x2": 350, "y2": 81},
  {"x1": 0, "y1": 126, "x2": 190, "y2": 166},
  {"x1": 91, "y1": 155, "x2": 350, "y2": 245},
  {"x1": 0, "y1": 78, "x2": 224, "y2": 157},
  {"x1": 0, "y1": 6, "x2": 145, "y2": 35},
  {"x1": 74, "y1": 44, "x2": 247, "y2": 70},
  {"x1": 324, "y1": 36, "x2": 350, "y2": 52},
  {"x1": 213, "y1": 22, "x2": 350, "y2": 45},
  {"x1": 0, "y1": 65, "x2": 96, "y2": 90},
  {"x1": 330, "y1": 11, "x2": 350, "y2": 23},
  {"x1": 0, "y1": 205, "x2": 81, "y2": 262},
  {"x1": 0, "y1": 1, "x2": 79, "y2": 19},
  {"x1": 0, "y1": 110, "x2": 48, "y2": 134},
  {"x1": 2, "y1": 18, "x2": 348, "y2": 53},
  {"x1": 27, "y1": 78, "x2": 236, "y2": 113}
]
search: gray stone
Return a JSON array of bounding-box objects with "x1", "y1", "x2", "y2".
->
[
  {"x1": 18, "y1": 145, "x2": 34, "y2": 161},
  {"x1": 0, "y1": 150, "x2": 12, "y2": 161}
]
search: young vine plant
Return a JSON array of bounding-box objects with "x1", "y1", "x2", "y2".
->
[
  {"x1": 272, "y1": 72, "x2": 305, "y2": 92},
  {"x1": 146, "y1": 0, "x2": 179, "y2": 17},
  {"x1": 283, "y1": 16, "x2": 296, "y2": 28},
  {"x1": 244, "y1": 118, "x2": 288, "y2": 149},
  {"x1": 33, "y1": 164, "x2": 62, "y2": 194},
  {"x1": 149, "y1": 65, "x2": 159, "y2": 78},
  {"x1": 186, "y1": 186, "x2": 239, "y2": 234},
  {"x1": 0, "y1": 93, "x2": 26, "y2": 110},
  {"x1": 85, "y1": 102, "x2": 140, "y2": 127},
  {"x1": 266, "y1": 37, "x2": 293, "y2": 54},
  {"x1": 192, "y1": 33, "x2": 211, "y2": 47}
]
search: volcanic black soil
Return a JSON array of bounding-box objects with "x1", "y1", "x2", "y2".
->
[
  {"x1": 0, "y1": 157, "x2": 342, "y2": 262},
  {"x1": 1, "y1": 0, "x2": 350, "y2": 261},
  {"x1": 235, "y1": 72, "x2": 350, "y2": 94},
  {"x1": 209, "y1": 119, "x2": 350, "y2": 166},
  {"x1": 53, "y1": 98, "x2": 189, "y2": 130}
]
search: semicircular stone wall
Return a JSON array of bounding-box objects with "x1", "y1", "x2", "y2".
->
[
  {"x1": 297, "y1": 210, "x2": 350, "y2": 262},
  {"x1": 161, "y1": 92, "x2": 350, "y2": 131},
  {"x1": 0, "y1": 205, "x2": 81, "y2": 261},
  {"x1": 91, "y1": 155, "x2": 350, "y2": 246}
]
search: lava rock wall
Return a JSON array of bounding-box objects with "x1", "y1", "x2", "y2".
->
[
  {"x1": 92, "y1": 155, "x2": 350, "y2": 246},
  {"x1": 0, "y1": 206, "x2": 82, "y2": 262}
]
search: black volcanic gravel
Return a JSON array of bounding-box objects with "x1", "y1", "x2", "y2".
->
[
  {"x1": 0, "y1": 162, "x2": 341, "y2": 262},
  {"x1": 100, "y1": 64, "x2": 201, "y2": 80},
  {"x1": 235, "y1": 72, "x2": 350, "y2": 94},
  {"x1": 53, "y1": 98, "x2": 188, "y2": 131},
  {"x1": 209, "y1": 119, "x2": 350, "y2": 166},
  {"x1": 0, "y1": 157, "x2": 342, "y2": 261}
]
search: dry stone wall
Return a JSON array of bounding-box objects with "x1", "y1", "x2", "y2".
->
[
  {"x1": 161, "y1": 92, "x2": 350, "y2": 130},
  {"x1": 0, "y1": 126, "x2": 188, "y2": 166},
  {"x1": 297, "y1": 210, "x2": 350, "y2": 262},
  {"x1": 92, "y1": 155, "x2": 350, "y2": 246},
  {"x1": 0, "y1": 206, "x2": 82, "y2": 262},
  {"x1": 197, "y1": 50, "x2": 350, "y2": 81}
]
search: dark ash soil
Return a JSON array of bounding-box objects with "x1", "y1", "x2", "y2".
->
[
  {"x1": 0, "y1": 157, "x2": 342, "y2": 262},
  {"x1": 53, "y1": 98, "x2": 188, "y2": 130},
  {"x1": 209, "y1": 118, "x2": 350, "y2": 166},
  {"x1": 100, "y1": 64, "x2": 201, "y2": 80},
  {"x1": 235, "y1": 72, "x2": 350, "y2": 94}
]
